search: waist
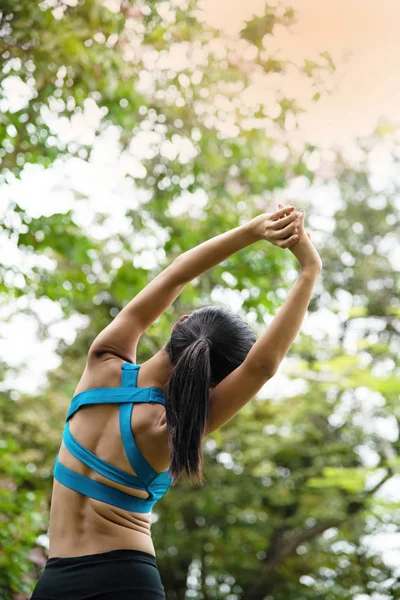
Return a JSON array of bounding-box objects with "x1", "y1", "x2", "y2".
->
[
  {"x1": 47, "y1": 548, "x2": 157, "y2": 567},
  {"x1": 49, "y1": 479, "x2": 156, "y2": 558}
]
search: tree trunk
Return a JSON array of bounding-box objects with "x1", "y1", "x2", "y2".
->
[{"x1": 159, "y1": 557, "x2": 191, "y2": 600}]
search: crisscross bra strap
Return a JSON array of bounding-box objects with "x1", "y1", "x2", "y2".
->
[
  {"x1": 119, "y1": 363, "x2": 168, "y2": 482},
  {"x1": 66, "y1": 385, "x2": 165, "y2": 422},
  {"x1": 53, "y1": 457, "x2": 156, "y2": 513},
  {"x1": 55, "y1": 361, "x2": 172, "y2": 511},
  {"x1": 62, "y1": 421, "x2": 147, "y2": 490},
  {"x1": 119, "y1": 403, "x2": 161, "y2": 482}
]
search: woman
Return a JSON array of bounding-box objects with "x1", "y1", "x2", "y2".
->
[{"x1": 30, "y1": 204, "x2": 321, "y2": 600}]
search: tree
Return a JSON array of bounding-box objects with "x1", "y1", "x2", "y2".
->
[{"x1": 1, "y1": 1, "x2": 399, "y2": 599}]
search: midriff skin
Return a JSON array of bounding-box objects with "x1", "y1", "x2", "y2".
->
[{"x1": 48, "y1": 357, "x2": 170, "y2": 558}]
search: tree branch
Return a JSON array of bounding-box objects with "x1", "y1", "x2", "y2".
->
[{"x1": 246, "y1": 468, "x2": 394, "y2": 600}]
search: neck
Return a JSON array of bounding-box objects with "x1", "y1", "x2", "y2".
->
[
  {"x1": 147, "y1": 346, "x2": 215, "y2": 393},
  {"x1": 147, "y1": 347, "x2": 173, "y2": 393}
]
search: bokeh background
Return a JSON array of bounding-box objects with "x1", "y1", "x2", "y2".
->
[{"x1": 1, "y1": 1, "x2": 400, "y2": 598}]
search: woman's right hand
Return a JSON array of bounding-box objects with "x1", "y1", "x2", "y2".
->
[{"x1": 279, "y1": 204, "x2": 322, "y2": 274}]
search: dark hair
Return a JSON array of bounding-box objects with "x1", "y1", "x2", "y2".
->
[{"x1": 164, "y1": 305, "x2": 256, "y2": 486}]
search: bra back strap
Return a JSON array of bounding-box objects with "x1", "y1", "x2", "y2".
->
[
  {"x1": 119, "y1": 402, "x2": 159, "y2": 482},
  {"x1": 120, "y1": 362, "x2": 140, "y2": 387},
  {"x1": 67, "y1": 386, "x2": 165, "y2": 422},
  {"x1": 53, "y1": 457, "x2": 156, "y2": 513},
  {"x1": 63, "y1": 422, "x2": 147, "y2": 490}
]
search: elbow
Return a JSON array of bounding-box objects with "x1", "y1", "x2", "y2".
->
[
  {"x1": 262, "y1": 364, "x2": 279, "y2": 379},
  {"x1": 247, "y1": 360, "x2": 279, "y2": 379}
]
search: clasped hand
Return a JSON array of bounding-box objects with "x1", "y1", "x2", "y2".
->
[{"x1": 249, "y1": 204, "x2": 322, "y2": 273}]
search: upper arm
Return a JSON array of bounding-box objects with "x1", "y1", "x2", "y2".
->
[
  {"x1": 204, "y1": 361, "x2": 275, "y2": 436},
  {"x1": 89, "y1": 260, "x2": 185, "y2": 362}
]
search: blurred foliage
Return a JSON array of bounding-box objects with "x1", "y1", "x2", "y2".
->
[{"x1": 1, "y1": 1, "x2": 400, "y2": 600}]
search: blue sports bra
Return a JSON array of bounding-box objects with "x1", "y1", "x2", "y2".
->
[{"x1": 53, "y1": 361, "x2": 173, "y2": 513}]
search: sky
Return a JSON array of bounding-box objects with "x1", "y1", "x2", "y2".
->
[
  {"x1": 2, "y1": 0, "x2": 400, "y2": 576},
  {"x1": 203, "y1": 0, "x2": 400, "y2": 148}
]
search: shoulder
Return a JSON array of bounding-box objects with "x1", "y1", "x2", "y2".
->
[{"x1": 74, "y1": 352, "x2": 126, "y2": 396}]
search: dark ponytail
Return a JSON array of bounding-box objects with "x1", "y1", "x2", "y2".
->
[
  {"x1": 166, "y1": 337, "x2": 211, "y2": 486},
  {"x1": 165, "y1": 305, "x2": 256, "y2": 486}
]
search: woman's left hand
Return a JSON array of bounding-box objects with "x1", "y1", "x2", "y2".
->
[{"x1": 249, "y1": 205, "x2": 300, "y2": 248}]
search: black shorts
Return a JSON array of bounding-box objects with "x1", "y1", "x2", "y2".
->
[{"x1": 30, "y1": 548, "x2": 166, "y2": 600}]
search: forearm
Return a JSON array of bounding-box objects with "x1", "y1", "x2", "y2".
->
[
  {"x1": 246, "y1": 268, "x2": 320, "y2": 373},
  {"x1": 172, "y1": 222, "x2": 256, "y2": 284}
]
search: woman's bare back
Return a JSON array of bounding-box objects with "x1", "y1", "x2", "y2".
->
[{"x1": 49, "y1": 355, "x2": 170, "y2": 558}]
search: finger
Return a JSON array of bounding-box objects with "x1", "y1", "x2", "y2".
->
[
  {"x1": 307, "y1": 232, "x2": 311, "y2": 239},
  {"x1": 272, "y1": 211, "x2": 299, "y2": 230},
  {"x1": 278, "y1": 234, "x2": 299, "y2": 249},
  {"x1": 295, "y1": 209, "x2": 305, "y2": 232},
  {"x1": 272, "y1": 205, "x2": 295, "y2": 220},
  {"x1": 271, "y1": 219, "x2": 298, "y2": 239}
]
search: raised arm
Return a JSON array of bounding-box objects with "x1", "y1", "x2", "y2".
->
[
  {"x1": 205, "y1": 209, "x2": 322, "y2": 435},
  {"x1": 89, "y1": 206, "x2": 300, "y2": 362},
  {"x1": 247, "y1": 208, "x2": 322, "y2": 374},
  {"x1": 171, "y1": 205, "x2": 298, "y2": 283},
  {"x1": 245, "y1": 270, "x2": 319, "y2": 372}
]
